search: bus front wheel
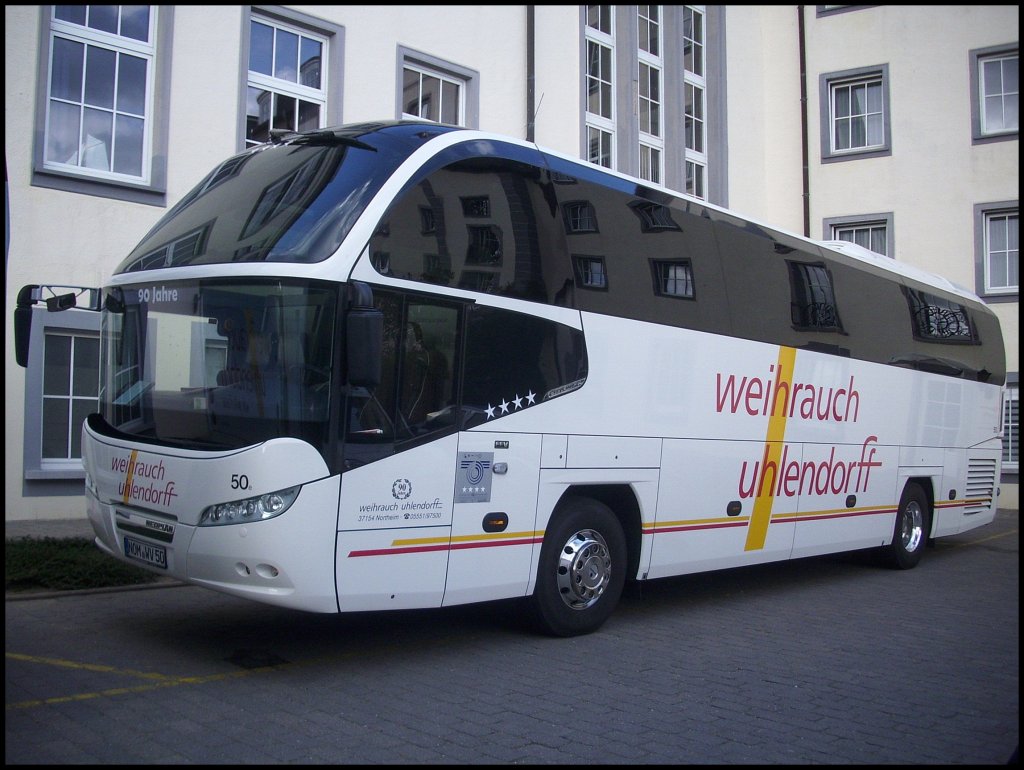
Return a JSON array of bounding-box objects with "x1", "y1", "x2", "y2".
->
[
  {"x1": 882, "y1": 483, "x2": 930, "y2": 570},
  {"x1": 528, "y1": 498, "x2": 626, "y2": 637}
]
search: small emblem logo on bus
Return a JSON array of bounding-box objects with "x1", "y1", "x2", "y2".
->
[
  {"x1": 144, "y1": 519, "x2": 174, "y2": 535},
  {"x1": 392, "y1": 479, "x2": 412, "y2": 499},
  {"x1": 456, "y1": 452, "x2": 494, "y2": 503}
]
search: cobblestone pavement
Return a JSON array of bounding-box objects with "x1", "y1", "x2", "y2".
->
[{"x1": 5, "y1": 511, "x2": 1018, "y2": 764}]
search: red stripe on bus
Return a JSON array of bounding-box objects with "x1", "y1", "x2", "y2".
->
[{"x1": 349, "y1": 536, "x2": 542, "y2": 558}]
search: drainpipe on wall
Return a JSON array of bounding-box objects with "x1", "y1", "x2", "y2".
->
[
  {"x1": 798, "y1": 5, "x2": 810, "y2": 238},
  {"x1": 526, "y1": 5, "x2": 536, "y2": 142}
]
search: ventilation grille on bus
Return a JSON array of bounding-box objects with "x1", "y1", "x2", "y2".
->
[{"x1": 964, "y1": 457, "x2": 998, "y2": 515}]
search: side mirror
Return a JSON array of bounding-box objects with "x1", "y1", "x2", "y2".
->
[
  {"x1": 13, "y1": 285, "x2": 102, "y2": 367},
  {"x1": 14, "y1": 285, "x2": 37, "y2": 368},
  {"x1": 345, "y1": 282, "x2": 382, "y2": 388},
  {"x1": 346, "y1": 308, "x2": 383, "y2": 388}
]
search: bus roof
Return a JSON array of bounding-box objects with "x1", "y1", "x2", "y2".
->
[{"x1": 118, "y1": 120, "x2": 988, "y2": 308}]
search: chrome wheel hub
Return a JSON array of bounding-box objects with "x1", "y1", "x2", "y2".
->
[
  {"x1": 901, "y1": 500, "x2": 924, "y2": 552},
  {"x1": 555, "y1": 528, "x2": 612, "y2": 610}
]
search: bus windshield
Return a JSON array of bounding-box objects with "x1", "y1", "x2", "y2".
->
[
  {"x1": 98, "y1": 279, "x2": 338, "y2": 455},
  {"x1": 115, "y1": 122, "x2": 456, "y2": 271}
]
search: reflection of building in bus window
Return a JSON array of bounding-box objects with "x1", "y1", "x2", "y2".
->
[
  {"x1": 217, "y1": 330, "x2": 271, "y2": 386},
  {"x1": 246, "y1": 332, "x2": 272, "y2": 366},
  {"x1": 401, "y1": 322, "x2": 448, "y2": 426}
]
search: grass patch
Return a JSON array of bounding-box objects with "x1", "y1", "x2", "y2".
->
[{"x1": 5, "y1": 536, "x2": 162, "y2": 593}]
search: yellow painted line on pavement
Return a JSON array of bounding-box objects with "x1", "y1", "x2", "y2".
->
[
  {"x1": 5, "y1": 652, "x2": 266, "y2": 710},
  {"x1": 941, "y1": 526, "x2": 1019, "y2": 549},
  {"x1": 6, "y1": 652, "x2": 178, "y2": 681},
  {"x1": 6, "y1": 636, "x2": 448, "y2": 712}
]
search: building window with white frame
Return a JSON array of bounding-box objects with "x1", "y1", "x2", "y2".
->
[
  {"x1": 585, "y1": 5, "x2": 615, "y2": 169},
  {"x1": 980, "y1": 52, "x2": 1019, "y2": 136},
  {"x1": 638, "y1": 63, "x2": 663, "y2": 183},
  {"x1": 683, "y1": 6, "x2": 707, "y2": 199},
  {"x1": 820, "y1": 65, "x2": 891, "y2": 161},
  {"x1": 970, "y1": 46, "x2": 1018, "y2": 143},
  {"x1": 824, "y1": 213, "x2": 894, "y2": 258},
  {"x1": 587, "y1": 125, "x2": 614, "y2": 169},
  {"x1": 683, "y1": 6, "x2": 704, "y2": 78},
  {"x1": 44, "y1": 5, "x2": 155, "y2": 183},
  {"x1": 638, "y1": 4, "x2": 660, "y2": 56},
  {"x1": 637, "y1": 5, "x2": 663, "y2": 184},
  {"x1": 23, "y1": 308, "x2": 101, "y2": 480},
  {"x1": 402, "y1": 63, "x2": 464, "y2": 125},
  {"x1": 42, "y1": 332, "x2": 99, "y2": 463},
  {"x1": 246, "y1": 15, "x2": 328, "y2": 147},
  {"x1": 398, "y1": 48, "x2": 478, "y2": 128},
  {"x1": 684, "y1": 82, "x2": 705, "y2": 156},
  {"x1": 985, "y1": 208, "x2": 1019, "y2": 294},
  {"x1": 974, "y1": 202, "x2": 1018, "y2": 299},
  {"x1": 832, "y1": 78, "x2": 883, "y2": 151},
  {"x1": 684, "y1": 161, "x2": 705, "y2": 199},
  {"x1": 834, "y1": 220, "x2": 888, "y2": 256}
]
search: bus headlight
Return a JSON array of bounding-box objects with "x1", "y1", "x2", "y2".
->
[{"x1": 199, "y1": 486, "x2": 300, "y2": 526}]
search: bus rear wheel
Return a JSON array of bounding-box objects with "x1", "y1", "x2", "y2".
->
[
  {"x1": 881, "y1": 482, "x2": 930, "y2": 570},
  {"x1": 529, "y1": 498, "x2": 626, "y2": 637}
]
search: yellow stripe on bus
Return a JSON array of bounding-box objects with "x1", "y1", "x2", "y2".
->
[
  {"x1": 121, "y1": 449, "x2": 139, "y2": 505},
  {"x1": 744, "y1": 346, "x2": 796, "y2": 551},
  {"x1": 390, "y1": 530, "x2": 544, "y2": 547}
]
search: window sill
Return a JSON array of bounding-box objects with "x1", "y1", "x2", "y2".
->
[
  {"x1": 979, "y1": 292, "x2": 1019, "y2": 304},
  {"x1": 31, "y1": 169, "x2": 167, "y2": 207},
  {"x1": 821, "y1": 146, "x2": 892, "y2": 164},
  {"x1": 25, "y1": 465, "x2": 86, "y2": 481}
]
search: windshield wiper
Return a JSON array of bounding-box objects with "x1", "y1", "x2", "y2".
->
[{"x1": 268, "y1": 129, "x2": 377, "y2": 152}]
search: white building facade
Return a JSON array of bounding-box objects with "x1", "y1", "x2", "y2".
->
[{"x1": 5, "y1": 5, "x2": 1017, "y2": 520}]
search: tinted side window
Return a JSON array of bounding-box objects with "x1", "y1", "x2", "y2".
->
[
  {"x1": 120, "y1": 140, "x2": 402, "y2": 270},
  {"x1": 545, "y1": 162, "x2": 732, "y2": 337},
  {"x1": 461, "y1": 305, "x2": 588, "y2": 429},
  {"x1": 364, "y1": 145, "x2": 1004, "y2": 385},
  {"x1": 368, "y1": 155, "x2": 573, "y2": 305},
  {"x1": 819, "y1": 257, "x2": 909, "y2": 362},
  {"x1": 787, "y1": 261, "x2": 843, "y2": 332},
  {"x1": 890, "y1": 279, "x2": 1003, "y2": 382},
  {"x1": 711, "y1": 217, "x2": 817, "y2": 349},
  {"x1": 344, "y1": 292, "x2": 460, "y2": 462},
  {"x1": 905, "y1": 288, "x2": 977, "y2": 343}
]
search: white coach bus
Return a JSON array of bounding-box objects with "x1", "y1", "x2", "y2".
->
[{"x1": 15, "y1": 121, "x2": 1006, "y2": 636}]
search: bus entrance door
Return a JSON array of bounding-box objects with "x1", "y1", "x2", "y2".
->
[
  {"x1": 335, "y1": 435, "x2": 458, "y2": 611},
  {"x1": 442, "y1": 432, "x2": 543, "y2": 606}
]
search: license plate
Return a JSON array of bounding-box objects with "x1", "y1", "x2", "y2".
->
[{"x1": 123, "y1": 536, "x2": 167, "y2": 569}]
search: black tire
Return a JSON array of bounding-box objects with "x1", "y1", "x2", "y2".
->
[
  {"x1": 881, "y1": 483, "x2": 930, "y2": 569},
  {"x1": 528, "y1": 498, "x2": 627, "y2": 637}
]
